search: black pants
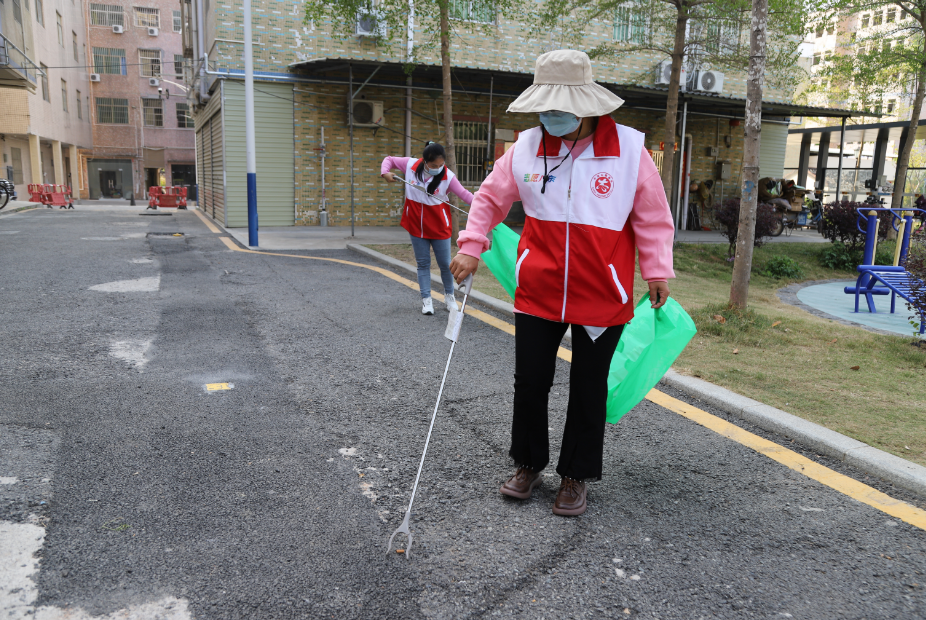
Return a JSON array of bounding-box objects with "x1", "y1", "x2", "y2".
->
[{"x1": 510, "y1": 313, "x2": 624, "y2": 481}]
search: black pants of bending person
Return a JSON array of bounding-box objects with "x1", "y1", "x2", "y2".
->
[{"x1": 510, "y1": 313, "x2": 624, "y2": 481}]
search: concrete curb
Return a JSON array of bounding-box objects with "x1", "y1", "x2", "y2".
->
[
  {"x1": 350, "y1": 244, "x2": 926, "y2": 498},
  {"x1": 662, "y1": 369, "x2": 926, "y2": 498}
]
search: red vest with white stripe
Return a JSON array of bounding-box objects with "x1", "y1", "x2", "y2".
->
[
  {"x1": 511, "y1": 115, "x2": 645, "y2": 327},
  {"x1": 401, "y1": 159, "x2": 454, "y2": 239}
]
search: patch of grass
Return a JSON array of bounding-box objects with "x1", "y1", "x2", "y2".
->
[{"x1": 366, "y1": 241, "x2": 926, "y2": 466}]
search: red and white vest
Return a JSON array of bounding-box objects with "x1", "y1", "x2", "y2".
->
[
  {"x1": 511, "y1": 114, "x2": 645, "y2": 327},
  {"x1": 401, "y1": 159, "x2": 454, "y2": 239}
]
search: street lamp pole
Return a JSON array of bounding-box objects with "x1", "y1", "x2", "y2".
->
[{"x1": 243, "y1": 0, "x2": 258, "y2": 247}]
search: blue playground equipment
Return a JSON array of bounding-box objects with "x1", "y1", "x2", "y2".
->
[{"x1": 844, "y1": 207, "x2": 925, "y2": 334}]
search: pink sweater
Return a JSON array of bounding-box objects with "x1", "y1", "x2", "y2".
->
[
  {"x1": 381, "y1": 156, "x2": 475, "y2": 204},
  {"x1": 457, "y1": 139, "x2": 675, "y2": 282}
]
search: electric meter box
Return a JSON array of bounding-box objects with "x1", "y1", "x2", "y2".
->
[{"x1": 716, "y1": 161, "x2": 732, "y2": 180}]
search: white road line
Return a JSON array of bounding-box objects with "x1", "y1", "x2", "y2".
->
[
  {"x1": 1, "y1": 520, "x2": 191, "y2": 620},
  {"x1": 89, "y1": 276, "x2": 160, "y2": 293},
  {"x1": 110, "y1": 339, "x2": 153, "y2": 368}
]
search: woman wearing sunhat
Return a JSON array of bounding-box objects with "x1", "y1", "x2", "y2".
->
[
  {"x1": 449, "y1": 50, "x2": 675, "y2": 516},
  {"x1": 382, "y1": 142, "x2": 474, "y2": 315}
]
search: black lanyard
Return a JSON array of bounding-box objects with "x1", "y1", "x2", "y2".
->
[{"x1": 541, "y1": 125, "x2": 580, "y2": 195}]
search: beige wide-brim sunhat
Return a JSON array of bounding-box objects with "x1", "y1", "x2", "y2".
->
[{"x1": 508, "y1": 49, "x2": 624, "y2": 118}]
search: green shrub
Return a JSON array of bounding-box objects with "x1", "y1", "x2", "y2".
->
[
  {"x1": 761, "y1": 255, "x2": 805, "y2": 280},
  {"x1": 819, "y1": 242, "x2": 894, "y2": 271}
]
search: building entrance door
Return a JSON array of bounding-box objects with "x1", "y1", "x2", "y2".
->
[{"x1": 145, "y1": 168, "x2": 160, "y2": 197}]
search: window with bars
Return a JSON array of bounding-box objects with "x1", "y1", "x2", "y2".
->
[
  {"x1": 453, "y1": 121, "x2": 490, "y2": 185},
  {"x1": 93, "y1": 47, "x2": 126, "y2": 74},
  {"x1": 96, "y1": 97, "x2": 128, "y2": 123},
  {"x1": 173, "y1": 9, "x2": 181, "y2": 32},
  {"x1": 703, "y1": 19, "x2": 741, "y2": 54},
  {"x1": 34, "y1": 0, "x2": 43, "y2": 25},
  {"x1": 450, "y1": 0, "x2": 493, "y2": 23},
  {"x1": 61, "y1": 80, "x2": 68, "y2": 112},
  {"x1": 139, "y1": 49, "x2": 161, "y2": 77},
  {"x1": 89, "y1": 3, "x2": 122, "y2": 26},
  {"x1": 77, "y1": 90, "x2": 82, "y2": 119},
  {"x1": 142, "y1": 98, "x2": 163, "y2": 127},
  {"x1": 174, "y1": 54, "x2": 185, "y2": 77},
  {"x1": 72, "y1": 32, "x2": 78, "y2": 61},
  {"x1": 613, "y1": 6, "x2": 648, "y2": 44},
  {"x1": 56, "y1": 12, "x2": 63, "y2": 45},
  {"x1": 176, "y1": 102, "x2": 192, "y2": 128},
  {"x1": 40, "y1": 63, "x2": 49, "y2": 101},
  {"x1": 134, "y1": 7, "x2": 159, "y2": 28}
]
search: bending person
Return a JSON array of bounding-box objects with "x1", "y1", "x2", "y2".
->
[
  {"x1": 449, "y1": 50, "x2": 676, "y2": 517},
  {"x1": 382, "y1": 142, "x2": 474, "y2": 315}
]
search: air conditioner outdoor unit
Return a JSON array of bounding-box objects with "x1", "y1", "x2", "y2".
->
[
  {"x1": 355, "y1": 9, "x2": 385, "y2": 38},
  {"x1": 112, "y1": 25, "x2": 124, "y2": 34},
  {"x1": 655, "y1": 60, "x2": 686, "y2": 91},
  {"x1": 90, "y1": 73, "x2": 101, "y2": 82},
  {"x1": 692, "y1": 70, "x2": 724, "y2": 93},
  {"x1": 147, "y1": 27, "x2": 159, "y2": 36},
  {"x1": 149, "y1": 78, "x2": 160, "y2": 86},
  {"x1": 351, "y1": 100, "x2": 384, "y2": 128}
]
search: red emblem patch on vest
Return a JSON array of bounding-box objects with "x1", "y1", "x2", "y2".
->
[{"x1": 591, "y1": 172, "x2": 614, "y2": 199}]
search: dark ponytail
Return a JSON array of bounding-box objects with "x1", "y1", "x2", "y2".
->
[{"x1": 415, "y1": 142, "x2": 446, "y2": 195}]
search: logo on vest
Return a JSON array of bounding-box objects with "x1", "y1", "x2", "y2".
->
[
  {"x1": 591, "y1": 172, "x2": 613, "y2": 198},
  {"x1": 524, "y1": 173, "x2": 554, "y2": 183}
]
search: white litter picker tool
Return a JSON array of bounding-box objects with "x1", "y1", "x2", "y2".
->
[
  {"x1": 386, "y1": 273, "x2": 474, "y2": 558},
  {"x1": 393, "y1": 175, "x2": 470, "y2": 216}
]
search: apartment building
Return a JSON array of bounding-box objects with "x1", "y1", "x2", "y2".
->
[
  {"x1": 82, "y1": 0, "x2": 194, "y2": 200},
  {"x1": 786, "y1": 7, "x2": 923, "y2": 205},
  {"x1": 182, "y1": 2, "x2": 849, "y2": 229},
  {"x1": 0, "y1": 0, "x2": 93, "y2": 199}
]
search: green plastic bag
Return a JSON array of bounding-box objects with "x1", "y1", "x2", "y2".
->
[
  {"x1": 605, "y1": 295, "x2": 697, "y2": 423},
  {"x1": 479, "y1": 223, "x2": 696, "y2": 423},
  {"x1": 480, "y1": 223, "x2": 520, "y2": 300}
]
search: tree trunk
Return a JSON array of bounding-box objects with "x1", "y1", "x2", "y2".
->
[
  {"x1": 439, "y1": 1, "x2": 460, "y2": 244},
  {"x1": 660, "y1": 13, "x2": 689, "y2": 212},
  {"x1": 891, "y1": 63, "x2": 926, "y2": 212},
  {"x1": 729, "y1": 0, "x2": 768, "y2": 309}
]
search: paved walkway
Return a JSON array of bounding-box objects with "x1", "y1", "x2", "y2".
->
[{"x1": 796, "y1": 280, "x2": 919, "y2": 336}]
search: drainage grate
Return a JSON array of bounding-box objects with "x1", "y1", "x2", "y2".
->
[
  {"x1": 146, "y1": 232, "x2": 185, "y2": 237},
  {"x1": 139, "y1": 213, "x2": 173, "y2": 216}
]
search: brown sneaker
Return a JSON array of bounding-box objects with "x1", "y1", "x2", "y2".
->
[
  {"x1": 552, "y1": 477, "x2": 587, "y2": 516},
  {"x1": 499, "y1": 467, "x2": 542, "y2": 500}
]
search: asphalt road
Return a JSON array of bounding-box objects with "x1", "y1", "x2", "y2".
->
[{"x1": 1, "y1": 206, "x2": 925, "y2": 620}]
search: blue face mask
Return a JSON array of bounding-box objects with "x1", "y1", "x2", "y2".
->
[
  {"x1": 539, "y1": 111, "x2": 581, "y2": 137},
  {"x1": 425, "y1": 164, "x2": 444, "y2": 177}
]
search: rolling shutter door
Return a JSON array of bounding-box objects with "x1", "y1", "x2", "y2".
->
[
  {"x1": 199, "y1": 120, "x2": 213, "y2": 218},
  {"x1": 759, "y1": 122, "x2": 788, "y2": 179},
  {"x1": 210, "y1": 115, "x2": 225, "y2": 225},
  {"x1": 222, "y1": 80, "x2": 294, "y2": 227}
]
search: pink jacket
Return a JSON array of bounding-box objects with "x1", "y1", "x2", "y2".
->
[{"x1": 458, "y1": 128, "x2": 675, "y2": 284}]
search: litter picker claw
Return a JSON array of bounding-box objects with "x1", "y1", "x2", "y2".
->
[{"x1": 386, "y1": 273, "x2": 473, "y2": 558}]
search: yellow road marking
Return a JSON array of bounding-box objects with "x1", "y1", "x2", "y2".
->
[
  {"x1": 191, "y1": 208, "x2": 223, "y2": 234},
  {"x1": 209, "y1": 226, "x2": 926, "y2": 530},
  {"x1": 205, "y1": 382, "x2": 233, "y2": 391},
  {"x1": 646, "y1": 389, "x2": 926, "y2": 529}
]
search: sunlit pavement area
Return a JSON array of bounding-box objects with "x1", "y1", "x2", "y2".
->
[{"x1": 1, "y1": 205, "x2": 925, "y2": 619}]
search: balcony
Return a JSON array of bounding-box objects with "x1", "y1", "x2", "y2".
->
[{"x1": 0, "y1": 32, "x2": 42, "y2": 92}]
